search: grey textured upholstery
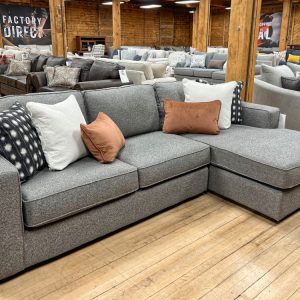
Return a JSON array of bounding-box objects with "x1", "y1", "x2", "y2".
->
[
  {"x1": 242, "y1": 101, "x2": 280, "y2": 129},
  {"x1": 193, "y1": 69, "x2": 216, "y2": 78},
  {"x1": 209, "y1": 166, "x2": 300, "y2": 221},
  {"x1": 154, "y1": 82, "x2": 280, "y2": 129},
  {"x1": 84, "y1": 85, "x2": 160, "y2": 137},
  {"x1": 23, "y1": 168, "x2": 208, "y2": 268},
  {"x1": 0, "y1": 90, "x2": 87, "y2": 120},
  {"x1": 0, "y1": 156, "x2": 24, "y2": 280},
  {"x1": 211, "y1": 71, "x2": 226, "y2": 81},
  {"x1": 254, "y1": 76, "x2": 300, "y2": 130},
  {"x1": 118, "y1": 132, "x2": 210, "y2": 188},
  {"x1": 184, "y1": 125, "x2": 300, "y2": 189},
  {"x1": 21, "y1": 157, "x2": 138, "y2": 228},
  {"x1": 174, "y1": 68, "x2": 194, "y2": 76}
]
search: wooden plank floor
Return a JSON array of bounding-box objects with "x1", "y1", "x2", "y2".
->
[{"x1": 1, "y1": 193, "x2": 300, "y2": 300}]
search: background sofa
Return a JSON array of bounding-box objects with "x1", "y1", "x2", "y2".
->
[
  {"x1": 174, "y1": 52, "x2": 227, "y2": 83},
  {"x1": 32, "y1": 58, "x2": 130, "y2": 92},
  {"x1": 1, "y1": 82, "x2": 300, "y2": 281},
  {"x1": 0, "y1": 55, "x2": 67, "y2": 95}
]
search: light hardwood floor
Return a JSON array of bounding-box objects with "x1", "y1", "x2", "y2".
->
[{"x1": 1, "y1": 193, "x2": 300, "y2": 300}]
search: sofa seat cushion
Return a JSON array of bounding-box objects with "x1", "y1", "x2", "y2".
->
[
  {"x1": 21, "y1": 157, "x2": 138, "y2": 228},
  {"x1": 174, "y1": 68, "x2": 194, "y2": 77},
  {"x1": 193, "y1": 69, "x2": 216, "y2": 78},
  {"x1": 39, "y1": 86, "x2": 70, "y2": 92},
  {"x1": 142, "y1": 77, "x2": 176, "y2": 85},
  {"x1": 118, "y1": 131, "x2": 210, "y2": 188},
  {"x1": 184, "y1": 125, "x2": 300, "y2": 189},
  {"x1": 211, "y1": 70, "x2": 226, "y2": 81}
]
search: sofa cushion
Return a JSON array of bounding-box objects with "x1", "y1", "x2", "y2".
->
[
  {"x1": 118, "y1": 131, "x2": 210, "y2": 188},
  {"x1": 84, "y1": 85, "x2": 160, "y2": 137},
  {"x1": 70, "y1": 58, "x2": 94, "y2": 82},
  {"x1": 174, "y1": 67, "x2": 194, "y2": 77},
  {"x1": 21, "y1": 157, "x2": 138, "y2": 227},
  {"x1": 0, "y1": 90, "x2": 87, "y2": 120},
  {"x1": 184, "y1": 125, "x2": 300, "y2": 189},
  {"x1": 211, "y1": 70, "x2": 226, "y2": 81},
  {"x1": 88, "y1": 60, "x2": 123, "y2": 81},
  {"x1": 193, "y1": 69, "x2": 216, "y2": 78},
  {"x1": 46, "y1": 56, "x2": 67, "y2": 67},
  {"x1": 212, "y1": 53, "x2": 228, "y2": 61},
  {"x1": 28, "y1": 53, "x2": 40, "y2": 72},
  {"x1": 261, "y1": 64, "x2": 294, "y2": 87},
  {"x1": 154, "y1": 81, "x2": 185, "y2": 127},
  {"x1": 118, "y1": 61, "x2": 154, "y2": 80},
  {"x1": 35, "y1": 55, "x2": 49, "y2": 72}
]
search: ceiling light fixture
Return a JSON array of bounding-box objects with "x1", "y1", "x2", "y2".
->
[
  {"x1": 189, "y1": 10, "x2": 195, "y2": 14},
  {"x1": 225, "y1": 7, "x2": 231, "y2": 10},
  {"x1": 140, "y1": 4, "x2": 162, "y2": 9},
  {"x1": 102, "y1": 1, "x2": 124, "y2": 5},
  {"x1": 175, "y1": 0, "x2": 200, "y2": 4}
]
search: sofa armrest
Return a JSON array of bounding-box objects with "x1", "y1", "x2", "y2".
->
[
  {"x1": 0, "y1": 156, "x2": 24, "y2": 280},
  {"x1": 31, "y1": 72, "x2": 47, "y2": 92},
  {"x1": 242, "y1": 102, "x2": 280, "y2": 129},
  {"x1": 125, "y1": 70, "x2": 146, "y2": 85},
  {"x1": 73, "y1": 79, "x2": 133, "y2": 91}
]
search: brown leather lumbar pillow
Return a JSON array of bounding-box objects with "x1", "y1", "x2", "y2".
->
[
  {"x1": 81, "y1": 112, "x2": 125, "y2": 163},
  {"x1": 163, "y1": 99, "x2": 221, "y2": 135}
]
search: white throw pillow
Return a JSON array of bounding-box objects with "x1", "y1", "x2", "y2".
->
[
  {"x1": 183, "y1": 78, "x2": 237, "y2": 129},
  {"x1": 26, "y1": 95, "x2": 88, "y2": 170}
]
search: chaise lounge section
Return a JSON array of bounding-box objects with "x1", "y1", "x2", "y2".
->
[{"x1": 0, "y1": 82, "x2": 300, "y2": 281}]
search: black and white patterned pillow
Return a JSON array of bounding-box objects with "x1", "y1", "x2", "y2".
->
[
  {"x1": 195, "y1": 79, "x2": 243, "y2": 124},
  {"x1": 231, "y1": 81, "x2": 243, "y2": 124},
  {"x1": 0, "y1": 102, "x2": 46, "y2": 182}
]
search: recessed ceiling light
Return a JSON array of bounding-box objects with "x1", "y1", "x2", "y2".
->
[
  {"x1": 175, "y1": 0, "x2": 200, "y2": 4},
  {"x1": 225, "y1": 7, "x2": 231, "y2": 10},
  {"x1": 140, "y1": 4, "x2": 162, "y2": 9},
  {"x1": 189, "y1": 10, "x2": 195, "y2": 14},
  {"x1": 102, "y1": 1, "x2": 124, "y2": 5}
]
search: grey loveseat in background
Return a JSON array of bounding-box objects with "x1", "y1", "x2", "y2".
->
[{"x1": 1, "y1": 82, "x2": 300, "y2": 281}]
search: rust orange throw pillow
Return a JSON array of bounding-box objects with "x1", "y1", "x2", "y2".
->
[
  {"x1": 81, "y1": 112, "x2": 125, "y2": 163},
  {"x1": 163, "y1": 99, "x2": 221, "y2": 135}
]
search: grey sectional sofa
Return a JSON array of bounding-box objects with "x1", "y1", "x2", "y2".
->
[
  {"x1": 1, "y1": 82, "x2": 300, "y2": 281},
  {"x1": 174, "y1": 53, "x2": 227, "y2": 83}
]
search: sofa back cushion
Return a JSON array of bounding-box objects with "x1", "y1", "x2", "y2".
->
[
  {"x1": 153, "y1": 81, "x2": 185, "y2": 128},
  {"x1": 0, "y1": 91, "x2": 87, "y2": 120},
  {"x1": 212, "y1": 53, "x2": 228, "y2": 62},
  {"x1": 84, "y1": 85, "x2": 160, "y2": 138},
  {"x1": 70, "y1": 58, "x2": 94, "y2": 82},
  {"x1": 28, "y1": 53, "x2": 40, "y2": 72},
  {"x1": 88, "y1": 60, "x2": 123, "y2": 81},
  {"x1": 35, "y1": 55, "x2": 49, "y2": 72},
  {"x1": 118, "y1": 60, "x2": 154, "y2": 80},
  {"x1": 261, "y1": 64, "x2": 295, "y2": 87},
  {"x1": 46, "y1": 56, "x2": 67, "y2": 67}
]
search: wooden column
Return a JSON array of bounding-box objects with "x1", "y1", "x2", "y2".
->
[
  {"x1": 0, "y1": 25, "x2": 3, "y2": 48},
  {"x1": 49, "y1": 0, "x2": 67, "y2": 57},
  {"x1": 196, "y1": 0, "x2": 210, "y2": 51},
  {"x1": 279, "y1": 0, "x2": 292, "y2": 51},
  {"x1": 192, "y1": 8, "x2": 199, "y2": 49},
  {"x1": 112, "y1": 0, "x2": 121, "y2": 49},
  {"x1": 226, "y1": 0, "x2": 262, "y2": 101}
]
